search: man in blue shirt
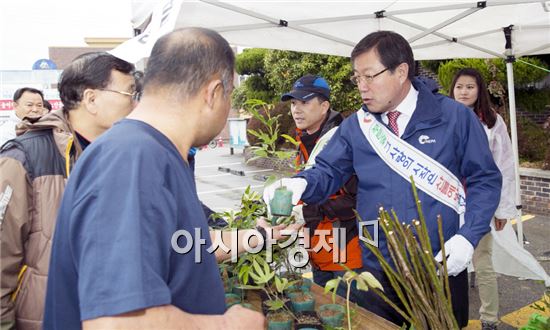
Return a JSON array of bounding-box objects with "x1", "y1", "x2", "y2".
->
[
  {"x1": 264, "y1": 31, "x2": 502, "y2": 327},
  {"x1": 44, "y1": 28, "x2": 294, "y2": 329}
]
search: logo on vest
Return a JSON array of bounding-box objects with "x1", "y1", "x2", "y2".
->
[{"x1": 418, "y1": 135, "x2": 436, "y2": 144}]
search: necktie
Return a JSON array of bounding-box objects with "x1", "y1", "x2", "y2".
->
[{"x1": 387, "y1": 111, "x2": 401, "y2": 136}]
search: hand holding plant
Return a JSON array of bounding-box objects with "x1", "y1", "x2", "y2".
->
[{"x1": 256, "y1": 217, "x2": 304, "y2": 241}]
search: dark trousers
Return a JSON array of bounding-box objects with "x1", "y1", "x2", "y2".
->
[{"x1": 350, "y1": 269, "x2": 469, "y2": 328}]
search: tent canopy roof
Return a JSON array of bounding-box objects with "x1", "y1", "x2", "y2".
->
[{"x1": 118, "y1": 0, "x2": 549, "y2": 63}]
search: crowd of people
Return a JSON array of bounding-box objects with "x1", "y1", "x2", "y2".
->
[{"x1": 0, "y1": 27, "x2": 542, "y2": 330}]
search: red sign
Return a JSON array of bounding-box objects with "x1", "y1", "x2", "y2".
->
[
  {"x1": 0, "y1": 100, "x2": 13, "y2": 111},
  {"x1": 48, "y1": 100, "x2": 63, "y2": 111},
  {"x1": 0, "y1": 100, "x2": 63, "y2": 111}
]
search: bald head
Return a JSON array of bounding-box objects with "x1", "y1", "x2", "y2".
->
[{"x1": 143, "y1": 28, "x2": 235, "y2": 101}]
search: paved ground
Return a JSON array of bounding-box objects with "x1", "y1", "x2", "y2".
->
[
  {"x1": 195, "y1": 146, "x2": 550, "y2": 329},
  {"x1": 195, "y1": 146, "x2": 269, "y2": 212},
  {"x1": 465, "y1": 215, "x2": 550, "y2": 329}
]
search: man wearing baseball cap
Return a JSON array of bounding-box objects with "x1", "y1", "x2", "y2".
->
[{"x1": 282, "y1": 74, "x2": 362, "y2": 288}]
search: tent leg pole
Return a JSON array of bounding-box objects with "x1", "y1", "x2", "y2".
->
[{"x1": 505, "y1": 60, "x2": 523, "y2": 248}]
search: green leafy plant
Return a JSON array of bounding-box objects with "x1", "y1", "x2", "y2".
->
[
  {"x1": 244, "y1": 99, "x2": 304, "y2": 225},
  {"x1": 238, "y1": 254, "x2": 298, "y2": 320},
  {"x1": 433, "y1": 57, "x2": 550, "y2": 167},
  {"x1": 324, "y1": 267, "x2": 383, "y2": 330},
  {"x1": 236, "y1": 48, "x2": 269, "y2": 76},
  {"x1": 419, "y1": 60, "x2": 446, "y2": 74},
  {"x1": 518, "y1": 117, "x2": 550, "y2": 163},
  {"x1": 213, "y1": 185, "x2": 270, "y2": 299},
  {"x1": 246, "y1": 101, "x2": 297, "y2": 151},
  {"x1": 245, "y1": 99, "x2": 297, "y2": 164},
  {"x1": 234, "y1": 48, "x2": 362, "y2": 115},
  {"x1": 264, "y1": 49, "x2": 361, "y2": 113},
  {"x1": 438, "y1": 57, "x2": 548, "y2": 96},
  {"x1": 211, "y1": 186, "x2": 267, "y2": 230},
  {"x1": 516, "y1": 88, "x2": 550, "y2": 113},
  {"x1": 519, "y1": 308, "x2": 549, "y2": 330},
  {"x1": 232, "y1": 48, "x2": 277, "y2": 110}
]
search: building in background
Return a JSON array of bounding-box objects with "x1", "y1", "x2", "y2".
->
[{"x1": 0, "y1": 38, "x2": 127, "y2": 121}]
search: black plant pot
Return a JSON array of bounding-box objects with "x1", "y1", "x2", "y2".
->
[{"x1": 295, "y1": 311, "x2": 323, "y2": 330}]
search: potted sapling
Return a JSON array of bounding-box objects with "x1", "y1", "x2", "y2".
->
[
  {"x1": 239, "y1": 254, "x2": 298, "y2": 330},
  {"x1": 244, "y1": 99, "x2": 302, "y2": 225},
  {"x1": 324, "y1": 268, "x2": 383, "y2": 330}
]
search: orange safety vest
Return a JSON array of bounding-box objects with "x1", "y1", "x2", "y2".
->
[{"x1": 296, "y1": 129, "x2": 362, "y2": 271}]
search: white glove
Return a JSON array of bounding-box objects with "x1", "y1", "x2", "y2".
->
[
  {"x1": 434, "y1": 234, "x2": 474, "y2": 277},
  {"x1": 291, "y1": 204, "x2": 305, "y2": 224},
  {"x1": 263, "y1": 178, "x2": 307, "y2": 214}
]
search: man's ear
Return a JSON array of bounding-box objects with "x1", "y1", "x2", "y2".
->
[
  {"x1": 13, "y1": 102, "x2": 22, "y2": 119},
  {"x1": 321, "y1": 99, "x2": 330, "y2": 113},
  {"x1": 397, "y1": 63, "x2": 409, "y2": 83},
  {"x1": 81, "y1": 89, "x2": 98, "y2": 114},
  {"x1": 205, "y1": 79, "x2": 223, "y2": 109}
]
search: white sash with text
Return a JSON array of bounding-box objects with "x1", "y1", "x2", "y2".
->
[{"x1": 357, "y1": 110, "x2": 465, "y2": 215}]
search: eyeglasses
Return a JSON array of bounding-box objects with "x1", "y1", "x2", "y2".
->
[
  {"x1": 99, "y1": 89, "x2": 139, "y2": 100},
  {"x1": 350, "y1": 68, "x2": 389, "y2": 85}
]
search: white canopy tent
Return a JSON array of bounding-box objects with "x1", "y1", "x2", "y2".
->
[
  {"x1": 111, "y1": 0, "x2": 550, "y2": 284},
  {"x1": 122, "y1": 0, "x2": 550, "y2": 60}
]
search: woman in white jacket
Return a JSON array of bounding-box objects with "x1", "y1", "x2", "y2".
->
[{"x1": 450, "y1": 68, "x2": 517, "y2": 330}]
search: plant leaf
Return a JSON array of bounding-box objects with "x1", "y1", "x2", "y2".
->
[
  {"x1": 280, "y1": 134, "x2": 300, "y2": 147},
  {"x1": 324, "y1": 278, "x2": 339, "y2": 293},
  {"x1": 274, "y1": 151, "x2": 294, "y2": 160},
  {"x1": 274, "y1": 276, "x2": 283, "y2": 292},
  {"x1": 253, "y1": 149, "x2": 268, "y2": 158},
  {"x1": 324, "y1": 278, "x2": 341, "y2": 304},
  {"x1": 359, "y1": 271, "x2": 383, "y2": 291},
  {"x1": 247, "y1": 129, "x2": 262, "y2": 139},
  {"x1": 252, "y1": 260, "x2": 264, "y2": 276},
  {"x1": 265, "y1": 299, "x2": 284, "y2": 311},
  {"x1": 239, "y1": 284, "x2": 262, "y2": 290},
  {"x1": 248, "y1": 271, "x2": 262, "y2": 284},
  {"x1": 355, "y1": 277, "x2": 369, "y2": 292},
  {"x1": 263, "y1": 174, "x2": 278, "y2": 188}
]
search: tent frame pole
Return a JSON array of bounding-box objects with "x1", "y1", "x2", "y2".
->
[
  {"x1": 200, "y1": 0, "x2": 544, "y2": 55},
  {"x1": 408, "y1": 7, "x2": 482, "y2": 43},
  {"x1": 388, "y1": 15, "x2": 504, "y2": 58},
  {"x1": 201, "y1": 0, "x2": 356, "y2": 46},
  {"x1": 503, "y1": 26, "x2": 524, "y2": 247},
  {"x1": 289, "y1": 0, "x2": 540, "y2": 26}
]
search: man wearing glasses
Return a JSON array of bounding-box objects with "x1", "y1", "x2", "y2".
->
[
  {"x1": 264, "y1": 31, "x2": 502, "y2": 327},
  {"x1": 0, "y1": 52, "x2": 137, "y2": 330}
]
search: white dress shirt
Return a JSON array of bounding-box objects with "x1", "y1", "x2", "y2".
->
[{"x1": 381, "y1": 84, "x2": 419, "y2": 138}]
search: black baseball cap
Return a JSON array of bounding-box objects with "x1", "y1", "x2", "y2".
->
[{"x1": 281, "y1": 74, "x2": 331, "y2": 102}]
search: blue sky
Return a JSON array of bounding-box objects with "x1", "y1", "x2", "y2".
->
[{"x1": 0, "y1": 0, "x2": 135, "y2": 70}]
